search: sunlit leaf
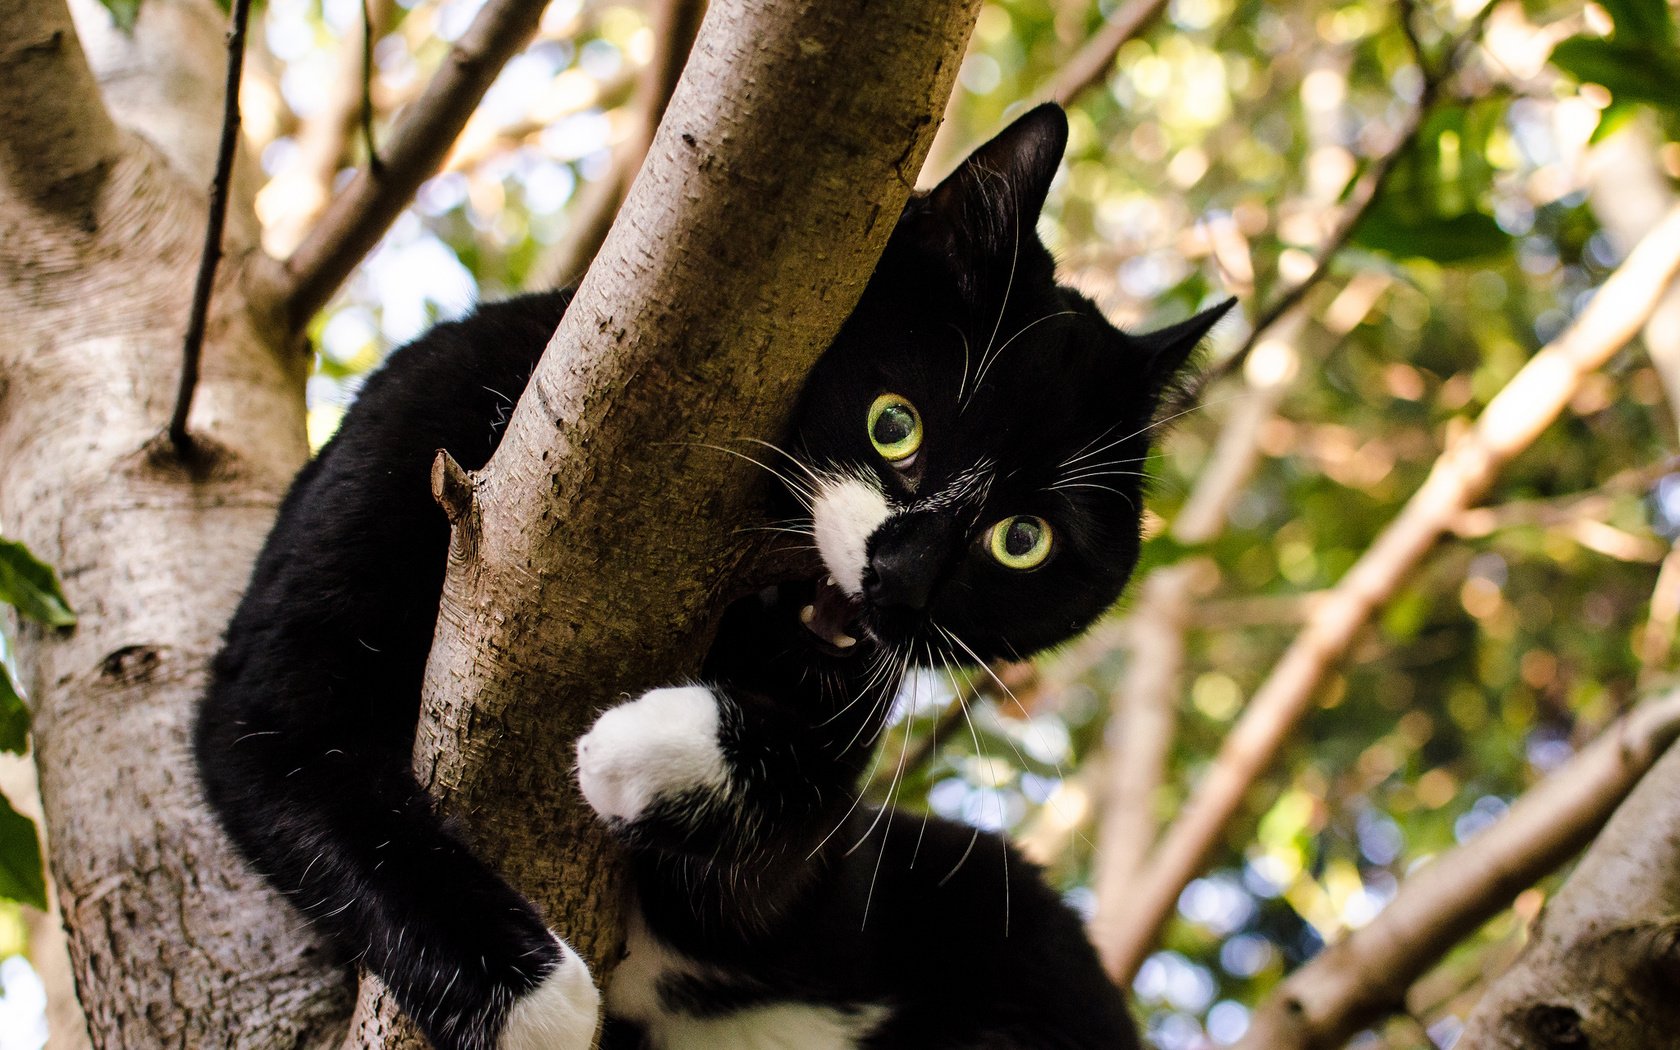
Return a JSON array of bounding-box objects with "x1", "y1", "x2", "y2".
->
[
  {"x1": 98, "y1": 0, "x2": 140, "y2": 31},
  {"x1": 1550, "y1": 37, "x2": 1680, "y2": 111},
  {"x1": 0, "y1": 669, "x2": 28, "y2": 756},
  {"x1": 0, "y1": 539, "x2": 76, "y2": 628},
  {"x1": 0, "y1": 796, "x2": 45, "y2": 911}
]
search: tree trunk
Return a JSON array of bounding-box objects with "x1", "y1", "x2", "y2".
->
[
  {"x1": 0, "y1": 0, "x2": 351, "y2": 1043},
  {"x1": 4, "y1": 0, "x2": 981, "y2": 1044},
  {"x1": 1461, "y1": 742, "x2": 1680, "y2": 1048},
  {"x1": 350, "y1": 0, "x2": 982, "y2": 1043}
]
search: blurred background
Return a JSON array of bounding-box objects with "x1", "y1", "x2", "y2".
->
[{"x1": 5, "y1": 0, "x2": 1680, "y2": 1046}]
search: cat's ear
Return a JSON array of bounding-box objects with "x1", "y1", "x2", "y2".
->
[
  {"x1": 1132, "y1": 297, "x2": 1239, "y2": 409},
  {"x1": 902, "y1": 104, "x2": 1068, "y2": 289}
]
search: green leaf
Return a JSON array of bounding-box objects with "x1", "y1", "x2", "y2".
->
[
  {"x1": 1550, "y1": 37, "x2": 1680, "y2": 110},
  {"x1": 98, "y1": 0, "x2": 140, "y2": 31},
  {"x1": 1352, "y1": 201, "x2": 1511, "y2": 263},
  {"x1": 0, "y1": 539, "x2": 76, "y2": 628},
  {"x1": 1599, "y1": 0, "x2": 1677, "y2": 45},
  {"x1": 0, "y1": 795, "x2": 46, "y2": 910},
  {"x1": 0, "y1": 669, "x2": 27, "y2": 756}
]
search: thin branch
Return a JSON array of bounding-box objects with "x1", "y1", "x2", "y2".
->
[
  {"x1": 270, "y1": 0, "x2": 549, "y2": 330},
  {"x1": 360, "y1": 0, "x2": 382, "y2": 177},
  {"x1": 1099, "y1": 201, "x2": 1680, "y2": 986},
  {"x1": 531, "y1": 0, "x2": 705, "y2": 288},
  {"x1": 1236, "y1": 691, "x2": 1680, "y2": 1050},
  {"x1": 0, "y1": 0, "x2": 122, "y2": 224},
  {"x1": 1089, "y1": 563, "x2": 1194, "y2": 975},
  {"x1": 169, "y1": 0, "x2": 254, "y2": 456},
  {"x1": 1190, "y1": 0, "x2": 1492, "y2": 399},
  {"x1": 1044, "y1": 0, "x2": 1171, "y2": 107}
]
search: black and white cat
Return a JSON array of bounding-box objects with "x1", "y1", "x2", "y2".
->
[{"x1": 195, "y1": 104, "x2": 1231, "y2": 1050}]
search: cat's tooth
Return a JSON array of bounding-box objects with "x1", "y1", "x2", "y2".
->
[
  {"x1": 833, "y1": 632, "x2": 857, "y2": 648},
  {"x1": 800, "y1": 605, "x2": 815, "y2": 625},
  {"x1": 824, "y1": 574, "x2": 836, "y2": 588}
]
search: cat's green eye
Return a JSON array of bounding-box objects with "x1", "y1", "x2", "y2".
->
[
  {"x1": 988, "y1": 516, "x2": 1053, "y2": 570},
  {"x1": 868, "y1": 393, "x2": 923, "y2": 464}
]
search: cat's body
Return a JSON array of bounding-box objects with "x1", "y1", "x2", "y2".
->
[{"x1": 196, "y1": 105, "x2": 1230, "y2": 1049}]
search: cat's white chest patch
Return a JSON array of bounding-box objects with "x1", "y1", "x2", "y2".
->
[
  {"x1": 608, "y1": 919, "x2": 886, "y2": 1050},
  {"x1": 812, "y1": 474, "x2": 892, "y2": 596}
]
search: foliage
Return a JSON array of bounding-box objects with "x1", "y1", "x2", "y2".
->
[
  {"x1": 0, "y1": 535, "x2": 65, "y2": 911},
  {"x1": 244, "y1": 0, "x2": 1680, "y2": 1047}
]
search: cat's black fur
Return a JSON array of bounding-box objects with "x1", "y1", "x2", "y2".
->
[{"x1": 196, "y1": 104, "x2": 1232, "y2": 1050}]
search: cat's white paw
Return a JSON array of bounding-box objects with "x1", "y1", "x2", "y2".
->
[
  {"x1": 576, "y1": 686, "x2": 731, "y2": 822},
  {"x1": 500, "y1": 938, "x2": 600, "y2": 1050}
]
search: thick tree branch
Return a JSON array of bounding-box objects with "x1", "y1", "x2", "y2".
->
[
  {"x1": 1100, "y1": 201, "x2": 1680, "y2": 985},
  {"x1": 1238, "y1": 690, "x2": 1680, "y2": 1050},
  {"x1": 269, "y1": 0, "x2": 547, "y2": 329},
  {"x1": 343, "y1": 1, "x2": 981, "y2": 1044},
  {"x1": 0, "y1": 0, "x2": 121, "y2": 226},
  {"x1": 1463, "y1": 706, "x2": 1680, "y2": 1046}
]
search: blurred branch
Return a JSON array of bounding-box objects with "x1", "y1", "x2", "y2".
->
[
  {"x1": 1089, "y1": 563, "x2": 1194, "y2": 974},
  {"x1": 1237, "y1": 690, "x2": 1680, "y2": 1050},
  {"x1": 1639, "y1": 545, "x2": 1680, "y2": 683},
  {"x1": 0, "y1": 0, "x2": 121, "y2": 225},
  {"x1": 1100, "y1": 201, "x2": 1680, "y2": 986},
  {"x1": 532, "y1": 0, "x2": 706, "y2": 288},
  {"x1": 268, "y1": 0, "x2": 549, "y2": 330},
  {"x1": 261, "y1": 0, "x2": 397, "y2": 256},
  {"x1": 1044, "y1": 0, "x2": 1170, "y2": 107},
  {"x1": 1190, "y1": 0, "x2": 1494, "y2": 398},
  {"x1": 169, "y1": 0, "x2": 254, "y2": 457}
]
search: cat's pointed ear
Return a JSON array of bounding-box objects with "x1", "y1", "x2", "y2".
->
[
  {"x1": 1132, "y1": 297, "x2": 1238, "y2": 407},
  {"x1": 902, "y1": 104, "x2": 1068, "y2": 289}
]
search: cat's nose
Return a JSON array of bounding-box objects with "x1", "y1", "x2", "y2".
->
[
  {"x1": 864, "y1": 547, "x2": 935, "y2": 611},
  {"x1": 863, "y1": 513, "x2": 948, "y2": 612}
]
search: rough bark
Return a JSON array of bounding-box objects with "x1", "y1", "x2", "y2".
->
[
  {"x1": 1462, "y1": 737, "x2": 1680, "y2": 1048},
  {"x1": 0, "y1": 0, "x2": 352, "y2": 1044},
  {"x1": 340, "y1": 0, "x2": 980, "y2": 1044},
  {"x1": 1239, "y1": 691, "x2": 1680, "y2": 1050}
]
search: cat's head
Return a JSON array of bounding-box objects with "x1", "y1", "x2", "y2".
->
[{"x1": 780, "y1": 103, "x2": 1232, "y2": 665}]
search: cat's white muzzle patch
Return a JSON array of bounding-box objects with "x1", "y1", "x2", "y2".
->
[{"x1": 812, "y1": 475, "x2": 891, "y2": 597}]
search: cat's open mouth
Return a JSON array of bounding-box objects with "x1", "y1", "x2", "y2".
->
[{"x1": 799, "y1": 576, "x2": 866, "y2": 656}]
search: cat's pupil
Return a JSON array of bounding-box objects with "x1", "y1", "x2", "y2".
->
[
  {"x1": 873, "y1": 406, "x2": 914, "y2": 446},
  {"x1": 1005, "y1": 518, "x2": 1040, "y2": 557}
]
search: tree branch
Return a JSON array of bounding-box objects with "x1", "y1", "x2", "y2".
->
[
  {"x1": 269, "y1": 0, "x2": 548, "y2": 330},
  {"x1": 0, "y1": 0, "x2": 121, "y2": 226},
  {"x1": 260, "y1": 0, "x2": 396, "y2": 257},
  {"x1": 1045, "y1": 0, "x2": 1170, "y2": 107},
  {"x1": 170, "y1": 0, "x2": 255, "y2": 457},
  {"x1": 1191, "y1": 0, "x2": 1491, "y2": 397},
  {"x1": 1237, "y1": 690, "x2": 1680, "y2": 1050},
  {"x1": 343, "y1": 0, "x2": 981, "y2": 1043},
  {"x1": 1089, "y1": 563, "x2": 1194, "y2": 974},
  {"x1": 1463, "y1": 700, "x2": 1680, "y2": 1046},
  {"x1": 1100, "y1": 201, "x2": 1680, "y2": 985},
  {"x1": 530, "y1": 0, "x2": 705, "y2": 288}
]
